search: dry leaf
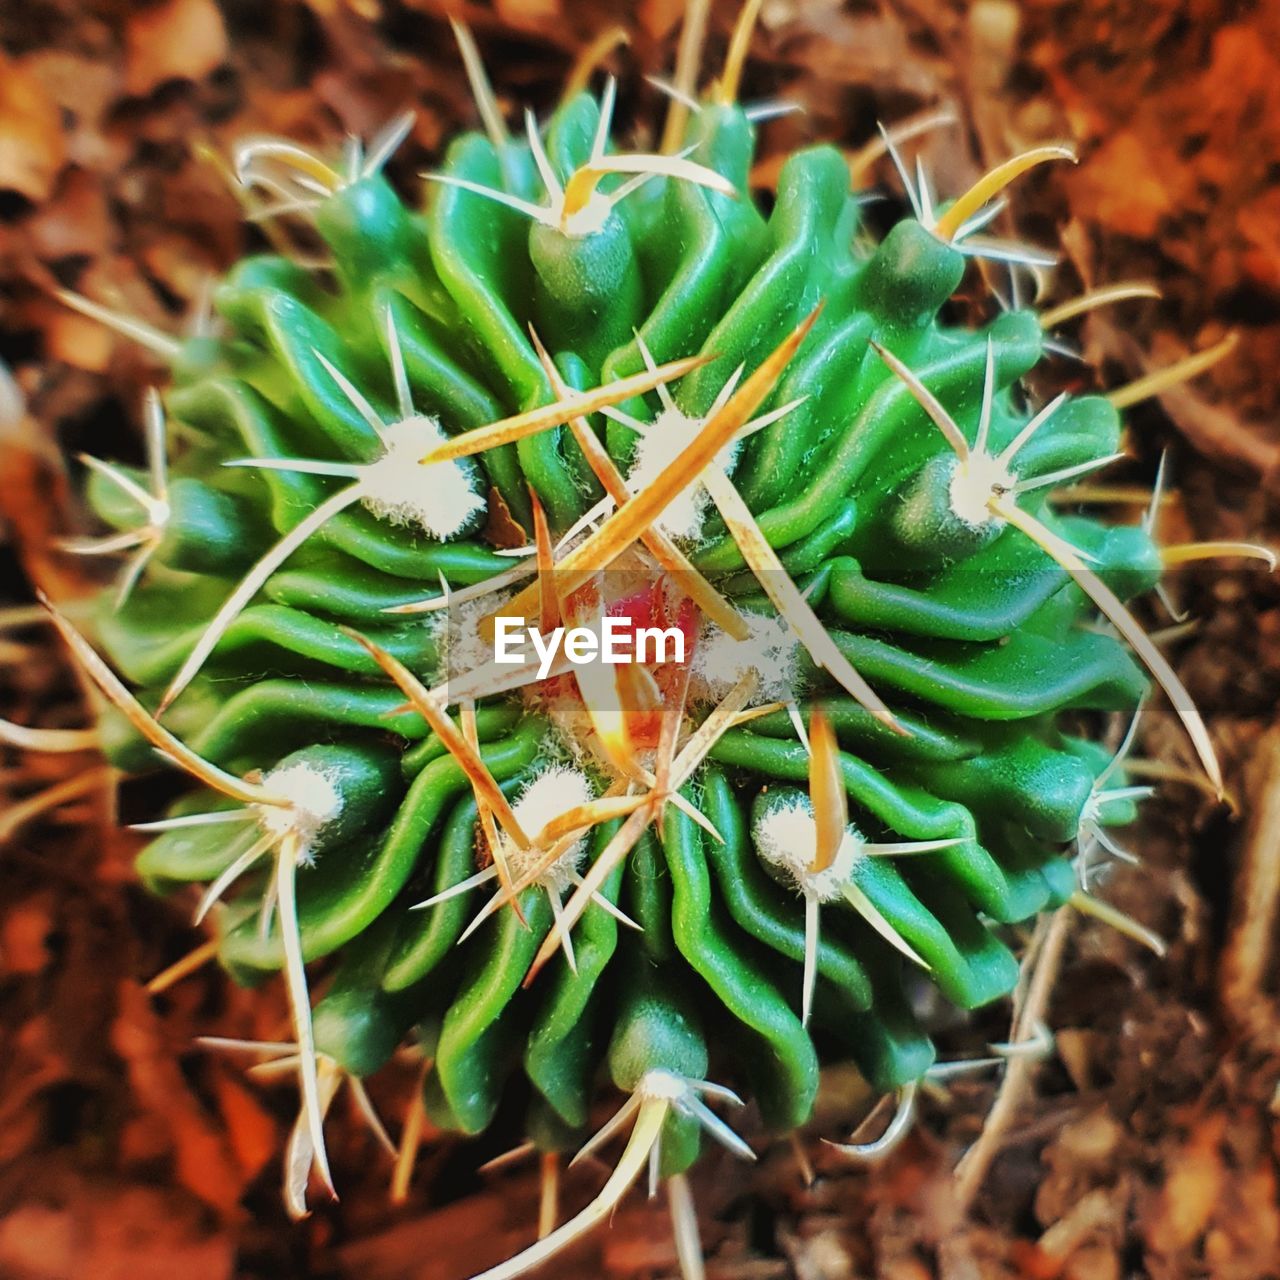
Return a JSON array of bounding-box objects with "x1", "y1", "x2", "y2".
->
[
  {"x1": 1066, "y1": 131, "x2": 1183, "y2": 240},
  {"x1": 0, "y1": 894, "x2": 55, "y2": 977},
  {"x1": 110, "y1": 982, "x2": 249, "y2": 1216},
  {"x1": 28, "y1": 168, "x2": 114, "y2": 261},
  {"x1": 0, "y1": 52, "x2": 66, "y2": 202},
  {"x1": 124, "y1": 0, "x2": 229, "y2": 98},
  {"x1": 1145, "y1": 1113, "x2": 1226, "y2": 1257}
]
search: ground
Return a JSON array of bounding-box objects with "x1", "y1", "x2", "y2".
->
[{"x1": 1, "y1": 1, "x2": 1278, "y2": 1277}]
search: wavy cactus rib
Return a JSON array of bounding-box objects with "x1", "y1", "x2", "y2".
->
[{"x1": 48, "y1": 10, "x2": 1259, "y2": 1275}]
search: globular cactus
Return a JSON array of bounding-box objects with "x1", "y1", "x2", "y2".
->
[{"x1": 38, "y1": 5, "x2": 1271, "y2": 1275}]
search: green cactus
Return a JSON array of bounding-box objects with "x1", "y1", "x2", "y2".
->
[{"x1": 42, "y1": 9, "x2": 1258, "y2": 1275}]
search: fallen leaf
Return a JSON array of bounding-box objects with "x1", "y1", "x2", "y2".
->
[
  {"x1": 124, "y1": 0, "x2": 229, "y2": 98},
  {"x1": 1237, "y1": 188, "x2": 1280, "y2": 291},
  {"x1": 1067, "y1": 131, "x2": 1184, "y2": 240},
  {"x1": 0, "y1": 52, "x2": 67, "y2": 202},
  {"x1": 43, "y1": 309, "x2": 114, "y2": 374},
  {"x1": 495, "y1": 0, "x2": 561, "y2": 34},
  {"x1": 0, "y1": 894, "x2": 55, "y2": 976},
  {"x1": 28, "y1": 168, "x2": 114, "y2": 262},
  {"x1": 0, "y1": 1204, "x2": 77, "y2": 1280},
  {"x1": 1145, "y1": 1113, "x2": 1226, "y2": 1256},
  {"x1": 210, "y1": 1066, "x2": 280, "y2": 1181},
  {"x1": 111, "y1": 982, "x2": 249, "y2": 1216}
]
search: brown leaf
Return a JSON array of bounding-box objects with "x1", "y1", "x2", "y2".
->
[
  {"x1": 43, "y1": 308, "x2": 114, "y2": 375},
  {"x1": 28, "y1": 168, "x2": 114, "y2": 262},
  {"x1": 1145, "y1": 1113, "x2": 1226, "y2": 1257},
  {"x1": 110, "y1": 981, "x2": 249, "y2": 1216},
  {"x1": 0, "y1": 52, "x2": 67, "y2": 202},
  {"x1": 0, "y1": 894, "x2": 56, "y2": 977},
  {"x1": 1066, "y1": 132, "x2": 1186, "y2": 240},
  {"x1": 637, "y1": 0, "x2": 685, "y2": 42},
  {"x1": 210, "y1": 1067, "x2": 280, "y2": 1181},
  {"x1": 124, "y1": 0, "x2": 229, "y2": 98},
  {"x1": 83, "y1": 1184, "x2": 232, "y2": 1280},
  {"x1": 1237, "y1": 189, "x2": 1280, "y2": 292},
  {"x1": 0, "y1": 1204, "x2": 77, "y2": 1280},
  {"x1": 495, "y1": 0, "x2": 561, "y2": 36},
  {"x1": 1197, "y1": 25, "x2": 1280, "y2": 152}
]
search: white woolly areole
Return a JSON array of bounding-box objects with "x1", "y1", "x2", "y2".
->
[
  {"x1": 624, "y1": 409, "x2": 740, "y2": 541},
  {"x1": 946, "y1": 450, "x2": 1015, "y2": 528},
  {"x1": 691, "y1": 610, "x2": 800, "y2": 706},
  {"x1": 560, "y1": 191, "x2": 614, "y2": 239},
  {"x1": 360, "y1": 416, "x2": 486, "y2": 539},
  {"x1": 753, "y1": 793, "x2": 863, "y2": 903},
  {"x1": 434, "y1": 588, "x2": 516, "y2": 683},
  {"x1": 256, "y1": 761, "x2": 344, "y2": 858},
  {"x1": 1079, "y1": 791, "x2": 1106, "y2": 832},
  {"x1": 638, "y1": 1069, "x2": 691, "y2": 1102},
  {"x1": 505, "y1": 765, "x2": 595, "y2": 891}
]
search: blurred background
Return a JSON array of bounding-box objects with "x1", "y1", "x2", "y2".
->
[{"x1": 1, "y1": 1, "x2": 1278, "y2": 1276}]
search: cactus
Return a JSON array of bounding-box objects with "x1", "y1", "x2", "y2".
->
[{"x1": 38, "y1": 5, "x2": 1271, "y2": 1275}]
